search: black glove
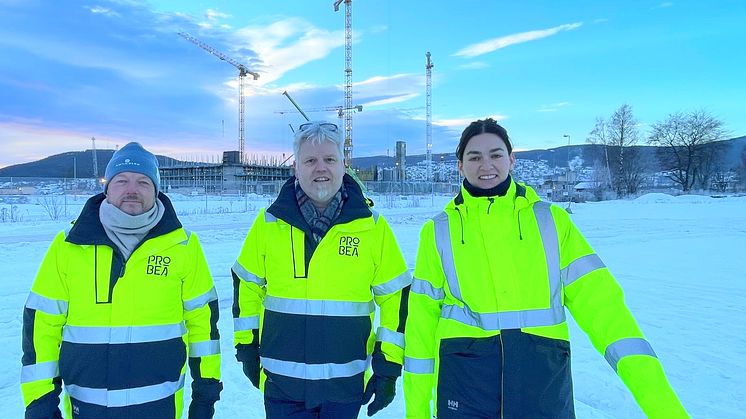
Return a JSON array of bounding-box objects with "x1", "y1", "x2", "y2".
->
[
  {"x1": 188, "y1": 378, "x2": 223, "y2": 419},
  {"x1": 236, "y1": 343, "x2": 261, "y2": 388},
  {"x1": 362, "y1": 374, "x2": 397, "y2": 416}
]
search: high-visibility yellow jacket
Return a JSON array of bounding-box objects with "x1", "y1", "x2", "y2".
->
[
  {"x1": 232, "y1": 175, "x2": 410, "y2": 405},
  {"x1": 403, "y1": 181, "x2": 688, "y2": 418},
  {"x1": 21, "y1": 193, "x2": 221, "y2": 419}
]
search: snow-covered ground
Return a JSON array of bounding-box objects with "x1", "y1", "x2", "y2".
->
[{"x1": 1, "y1": 192, "x2": 744, "y2": 418}]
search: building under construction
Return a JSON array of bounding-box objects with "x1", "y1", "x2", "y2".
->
[{"x1": 159, "y1": 151, "x2": 291, "y2": 195}]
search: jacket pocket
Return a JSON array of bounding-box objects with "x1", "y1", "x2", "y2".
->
[{"x1": 436, "y1": 336, "x2": 502, "y2": 417}]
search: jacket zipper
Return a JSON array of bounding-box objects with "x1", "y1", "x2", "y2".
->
[{"x1": 455, "y1": 207, "x2": 465, "y2": 244}]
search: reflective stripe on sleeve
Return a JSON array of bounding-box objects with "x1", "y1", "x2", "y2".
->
[
  {"x1": 411, "y1": 278, "x2": 445, "y2": 301},
  {"x1": 233, "y1": 316, "x2": 260, "y2": 332},
  {"x1": 604, "y1": 337, "x2": 657, "y2": 372},
  {"x1": 183, "y1": 287, "x2": 218, "y2": 312},
  {"x1": 260, "y1": 356, "x2": 369, "y2": 380},
  {"x1": 189, "y1": 340, "x2": 221, "y2": 357},
  {"x1": 65, "y1": 374, "x2": 185, "y2": 407},
  {"x1": 25, "y1": 292, "x2": 68, "y2": 316},
  {"x1": 561, "y1": 253, "x2": 605, "y2": 286},
  {"x1": 20, "y1": 360, "x2": 58, "y2": 383},
  {"x1": 62, "y1": 323, "x2": 186, "y2": 344},
  {"x1": 232, "y1": 261, "x2": 266, "y2": 286},
  {"x1": 404, "y1": 356, "x2": 434, "y2": 374},
  {"x1": 264, "y1": 296, "x2": 374, "y2": 316},
  {"x1": 376, "y1": 327, "x2": 405, "y2": 349},
  {"x1": 372, "y1": 270, "x2": 412, "y2": 296}
]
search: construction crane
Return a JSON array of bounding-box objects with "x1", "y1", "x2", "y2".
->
[
  {"x1": 277, "y1": 91, "x2": 363, "y2": 169},
  {"x1": 276, "y1": 91, "x2": 362, "y2": 130},
  {"x1": 333, "y1": 0, "x2": 354, "y2": 167},
  {"x1": 91, "y1": 137, "x2": 99, "y2": 179},
  {"x1": 425, "y1": 52, "x2": 434, "y2": 182},
  {"x1": 178, "y1": 32, "x2": 259, "y2": 164}
]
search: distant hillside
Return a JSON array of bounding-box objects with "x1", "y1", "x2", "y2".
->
[
  {"x1": 2, "y1": 136, "x2": 744, "y2": 178},
  {"x1": 353, "y1": 136, "x2": 746, "y2": 170},
  {"x1": 0, "y1": 150, "x2": 179, "y2": 178}
]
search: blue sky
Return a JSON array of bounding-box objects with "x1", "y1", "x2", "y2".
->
[{"x1": 1, "y1": 0, "x2": 744, "y2": 168}]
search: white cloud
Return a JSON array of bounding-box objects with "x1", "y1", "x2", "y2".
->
[
  {"x1": 453, "y1": 22, "x2": 583, "y2": 58},
  {"x1": 537, "y1": 102, "x2": 571, "y2": 112},
  {"x1": 435, "y1": 114, "x2": 508, "y2": 129},
  {"x1": 655, "y1": 2, "x2": 674, "y2": 8},
  {"x1": 353, "y1": 73, "x2": 423, "y2": 108},
  {"x1": 458, "y1": 61, "x2": 489, "y2": 70},
  {"x1": 86, "y1": 6, "x2": 120, "y2": 17},
  {"x1": 205, "y1": 9, "x2": 229, "y2": 21},
  {"x1": 233, "y1": 18, "x2": 345, "y2": 85}
]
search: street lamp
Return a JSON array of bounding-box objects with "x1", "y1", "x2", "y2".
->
[{"x1": 563, "y1": 134, "x2": 570, "y2": 170}]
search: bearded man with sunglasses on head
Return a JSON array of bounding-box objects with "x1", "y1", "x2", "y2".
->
[{"x1": 231, "y1": 121, "x2": 411, "y2": 418}]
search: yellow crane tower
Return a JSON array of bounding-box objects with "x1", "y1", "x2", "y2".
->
[{"x1": 178, "y1": 32, "x2": 259, "y2": 163}]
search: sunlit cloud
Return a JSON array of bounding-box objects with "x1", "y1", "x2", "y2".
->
[
  {"x1": 205, "y1": 9, "x2": 229, "y2": 21},
  {"x1": 537, "y1": 102, "x2": 571, "y2": 112},
  {"x1": 453, "y1": 23, "x2": 583, "y2": 58},
  {"x1": 458, "y1": 61, "x2": 489, "y2": 70},
  {"x1": 435, "y1": 114, "x2": 508, "y2": 129},
  {"x1": 86, "y1": 6, "x2": 120, "y2": 17},
  {"x1": 233, "y1": 18, "x2": 345, "y2": 85}
]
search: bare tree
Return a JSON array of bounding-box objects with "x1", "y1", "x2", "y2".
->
[
  {"x1": 587, "y1": 117, "x2": 613, "y2": 196},
  {"x1": 648, "y1": 110, "x2": 728, "y2": 192},
  {"x1": 588, "y1": 104, "x2": 644, "y2": 197},
  {"x1": 38, "y1": 195, "x2": 65, "y2": 221}
]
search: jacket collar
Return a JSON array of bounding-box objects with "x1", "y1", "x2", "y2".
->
[
  {"x1": 267, "y1": 173, "x2": 372, "y2": 231},
  {"x1": 451, "y1": 178, "x2": 539, "y2": 210},
  {"x1": 66, "y1": 192, "x2": 182, "y2": 246}
]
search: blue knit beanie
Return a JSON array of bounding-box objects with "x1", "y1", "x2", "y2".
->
[{"x1": 104, "y1": 142, "x2": 160, "y2": 195}]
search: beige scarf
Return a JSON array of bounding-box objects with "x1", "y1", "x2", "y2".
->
[{"x1": 99, "y1": 198, "x2": 165, "y2": 261}]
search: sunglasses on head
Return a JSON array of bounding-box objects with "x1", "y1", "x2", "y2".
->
[{"x1": 299, "y1": 122, "x2": 338, "y2": 132}]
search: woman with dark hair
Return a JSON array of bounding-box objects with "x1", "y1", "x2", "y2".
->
[{"x1": 403, "y1": 118, "x2": 688, "y2": 418}]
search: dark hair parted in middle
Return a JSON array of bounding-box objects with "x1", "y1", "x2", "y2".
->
[{"x1": 455, "y1": 118, "x2": 513, "y2": 161}]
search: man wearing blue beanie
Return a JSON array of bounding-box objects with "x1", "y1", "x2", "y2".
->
[{"x1": 21, "y1": 142, "x2": 223, "y2": 419}]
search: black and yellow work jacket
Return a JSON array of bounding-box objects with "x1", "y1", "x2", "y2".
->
[
  {"x1": 21, "y1": 193, "x2": 221, "y2": 418},
  {"x1": 232, "y1": 175, "x2": 410, "y2": 406},
  {"x1": 403, "y1": 180, "x2": 688, "y2": 418}
]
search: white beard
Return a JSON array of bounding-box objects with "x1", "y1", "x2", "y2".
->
[{"x1": 313, "y1": 184, "x2": 332, "y2": 203}]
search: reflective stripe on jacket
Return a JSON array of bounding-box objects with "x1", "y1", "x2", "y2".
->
[
  {"x1": 233, "y1": 175, "x2": 410, "y2": 405},
  {"x1": 403, "y1": 181, "x2": 688, "y2": 418},
  {"x1": 21, "y1": 193, "x2": 221, "y2": 419}
]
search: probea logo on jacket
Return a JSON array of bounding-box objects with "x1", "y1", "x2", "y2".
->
[
  {"x1": 339, "y1": 235, "x2": 360, "y2": 257},
  {"x1": 146, "y1": 255, "x2": 171, "y2": 276}
]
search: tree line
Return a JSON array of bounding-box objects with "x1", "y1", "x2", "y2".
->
[{"x1": 586, "y1": 104, "x2": 744, "y2": 198}]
